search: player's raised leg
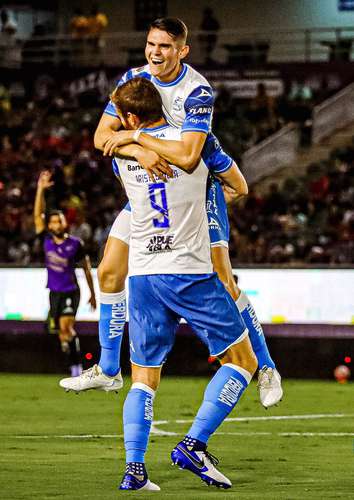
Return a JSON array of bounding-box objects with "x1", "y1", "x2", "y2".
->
[
  {"x1": 211, "y1": 245, "x2": 283, "y2": 408},
  {"x1": 59, "y1": 213, "x2": 130, "y2": 392}
]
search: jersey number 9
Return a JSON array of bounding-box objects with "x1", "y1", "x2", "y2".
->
[{"x1": 148, "y1": 183, "x2": 170, "y2": 228}]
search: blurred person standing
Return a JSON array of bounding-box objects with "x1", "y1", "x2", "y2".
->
[
  {"x1": 69, "y1": 8, "x2": 89, "y2": 39},
  {"x1": 199, "y1": 8, "x2": 220, "y2": 64},
  {"x1": 34, "y1": 170, "x2": 96, "y2": 376},
  {"x1": 87, "y1": 4, "x2": 108, "y2": 48}
]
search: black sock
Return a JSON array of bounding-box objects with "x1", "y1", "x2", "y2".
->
[
  {"x1": 68, "y1": 336, "x2": 81, "y2": 365},
  {"x1": 183, "y1": 435, "x2": 206, "y2": 452},
  {"x1": 126, "y1": 462, "x2": 147, "y2": 480}
]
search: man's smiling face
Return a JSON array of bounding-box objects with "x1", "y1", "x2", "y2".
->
[{"x1": 145, "y1": 28, "x2": 188, "y2": 82}]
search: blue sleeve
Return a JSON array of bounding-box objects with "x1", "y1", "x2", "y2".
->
[
  {"x1": 112, "y1": 158, "x2": 120, "y2": 178},
  {"x1": 103, "y1": 69, "x2": 135, "y2": 117},
  {"x1": 124, "y1": 201, "x2": 131, "y2": 212},
  {"x1": 182, "y1": 85, "x2": 214, "y2": 134},
  {"x1": 201, "y1": 133, "x2": 233, "y2": 174}
]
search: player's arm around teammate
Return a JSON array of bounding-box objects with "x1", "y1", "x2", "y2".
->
[{"x1": 95, "y1": 107, "x2": 172, "y2": 181}]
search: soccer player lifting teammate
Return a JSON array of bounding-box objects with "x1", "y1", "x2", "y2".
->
[
  {"x1": 34, "y1": 171, "x2": 97, "y2": 376},
  {"x1": 60, "y1": 17, "x2": 282, "y2": 407},
  {"x1": 107, "y1": 77, "x2": 258, "y2": 490}
]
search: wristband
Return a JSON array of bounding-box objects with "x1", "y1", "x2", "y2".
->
[{"x1": 133, "y1": 129, "x2": 142, "y2": 142}]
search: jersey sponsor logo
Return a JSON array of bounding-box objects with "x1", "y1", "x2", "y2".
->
[
  {"x1": 187, "y1": 117, "x2": 210, "y2": 125},
  {"x1": 146, "y1": 234, "x2": 174, "y2": 253},
  {"x1": 172, "y1": 96, "x2": 183, "y2": 112},
  {"x1": 218, "y1": 377, "x2": 244, "y2": 407},
  {"x1": 128, "y1": 164, "x2": 143, "y2": 172},
  {"x1": 108, "y1": 303, "x2": 125, "y2": 339},
  {"x1": 189, "y1": 106, "x2": 212, "y2": 115}
]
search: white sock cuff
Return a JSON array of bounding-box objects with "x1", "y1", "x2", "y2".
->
[
  {"x1": 223, "y1": 363, "x2": 252, "y2": 384},
  {"x1": 235, "y1": 290, "x2": 250, "y2": 312},
  {"x1": 131, "y1": 382, "x2": 156, "y2": 398},
  {"x1": 100, "y1": 290, "x2": 126, "y2": 304}
]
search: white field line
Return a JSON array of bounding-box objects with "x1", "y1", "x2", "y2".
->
[
  {"x1": 169, "y1": 413, "x2": 354, "y2": 425},
  {"x1": 10, "y1": 431, "x2": 354, "y2": 439},
  {"x1": 8, "y1": 413, "x2": 354, "y2": 440}
]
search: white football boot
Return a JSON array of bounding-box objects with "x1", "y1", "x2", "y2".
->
[
  {"x1": 59, "y1": 364, "x2": 123, "y2": 393},
  {"x1": 258, "y1": 367, "x2": 283, "y2": 408},
  {"x1": 171, "y1": 442, "x2": 232, "y2": 489}
]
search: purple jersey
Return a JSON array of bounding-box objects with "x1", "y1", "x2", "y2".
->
[{"x1": 42, "y1": 233, "x2": 85, "y2": 292}]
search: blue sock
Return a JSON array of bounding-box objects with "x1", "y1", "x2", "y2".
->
[
  {"x1": 98, "y1": 290, "x2": 125, "y2": 376},
  {"x1": 188, "y1": 363, "x2": 251, "y2": 444},
  {"x1": 123, "y1": 383, "x2": 155, "y2": 463},
  {"x1": 236, "y1": 291, "x2": 275, "y2": 370}
]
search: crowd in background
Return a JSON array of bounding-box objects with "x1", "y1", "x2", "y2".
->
[
  {"x1": 228, "y1": 148, "x2": 354, "y2": 264},
  {"x1": 0, "y1": 73, "x2": 352, "y2": 266}
]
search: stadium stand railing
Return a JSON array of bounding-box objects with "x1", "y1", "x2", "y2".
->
[
  {"x1": 312, "y1": 81, "x2": 354, "y2": 144},
  {"x1": 2, "y1": 26, "x2": 354, "y2": 68},
  {"x1": 242, "y1": 123, "x2": 299, "y2": 184}
]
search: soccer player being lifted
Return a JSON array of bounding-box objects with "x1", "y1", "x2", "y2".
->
[
  {"x1": 60, "y1": 17, "x2": 282, "y2": 408},
  {"x1": 108, "y1": 76, "x2": 258, "y2": 491},
  {"x1": 34, "y1": 171, "x2": 97, "y2": 376}
]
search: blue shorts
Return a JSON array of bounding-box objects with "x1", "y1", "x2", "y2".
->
[
  {"x1": 128, "y1": 274, "x2": 248, "y2": 367},
  {"x1": 206, "y1": 176, "x2": 230, "y2": 247}
]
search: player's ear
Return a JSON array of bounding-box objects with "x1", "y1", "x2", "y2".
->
[
  {"x1": 179, "y1": 44, "x2": 190, "y2": 60},
  {"x1": 129, "y1": 113, "x2": 141, "y2": 130}
]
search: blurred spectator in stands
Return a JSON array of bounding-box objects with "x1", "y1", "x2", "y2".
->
[
  {"x1": 248, "y1": 83, "x2": 277, "y2": 143},
  {"x1": 0, "y1": 84, "x2": 11, "y2": 118},
  {"x1": 69, "y1": 8, "x2": 89, "y2": 38},
  {"x1": 70, "y1": 209, "x2": 93, "y2": 245},
  {"x1": 0, "y1": 9, "x2": 20, "y2": 67},
  {"x1": 199, "y1": 8, "x2": 220, "y2": 65},
  {"x1": 263, "y1": 182, "x2": 287, "y2": 215},
  {"x1": 87, "y1": 4, "x2": 108, "y2": 49}
]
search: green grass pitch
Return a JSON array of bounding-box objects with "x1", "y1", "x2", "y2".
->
[{"x1": 0, "y1": 374, "x2": 353, "y2": 499}]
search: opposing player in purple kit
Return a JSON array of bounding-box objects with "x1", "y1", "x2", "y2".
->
[
  {"x1": 107, "y1": 77, "x2": 257, "y2": 491},
  {"x1": 60, "y1": 17, "x2": 282, "y2": 408},
  {"x1": 34, "y1": 171, "x2": 97, "y2": 376}
]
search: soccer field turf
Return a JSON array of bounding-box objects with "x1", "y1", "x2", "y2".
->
[{"x1": 0, "y1": 374, "x2": 353, "y2": 499}]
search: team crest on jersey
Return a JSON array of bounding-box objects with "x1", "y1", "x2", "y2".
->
[
  {"x1": 208, "y1": 217, "x2": 220, "y2": 230},
  {"x1": 197, "y1": 88, "x2": 212, "y2": 98},
  {"x1": 146, "y1": 235, "x2": 174, "y2": 253},
  {"x1": 172, "y1": 96, "x2": 183, "y2": 112}
]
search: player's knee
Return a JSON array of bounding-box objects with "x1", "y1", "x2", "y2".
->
[
  {"x1": 98, "y1": 262, "x2": 125, "y2": 292},
  {"x1": 59, "y1": 319, "x2": 75, "y2": 341},
  {"x1": 221, "y1": 340, "x2": 258, "y2": 376},
  {"x1": 244, "y1": 350, "x2": 258, "y2": 376},
  {"x1": 131, "y1": 365, "x2": 161, "y2": 392}
]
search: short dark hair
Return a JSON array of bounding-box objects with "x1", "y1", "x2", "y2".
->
[
  {"x1": 149, "y1": 17, "x2": 188, "y2": 44},
  {"x1": 47, "y1": 210, "x2": 64, "y2": 224},
  {"x1": 110, "y1": 77, "x2": 163, "y2": 125}
]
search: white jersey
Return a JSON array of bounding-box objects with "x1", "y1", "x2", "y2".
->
[
  {"x1": 113, "y1": 124, "x2": 213, "y2": 276},
  {"x1": 104, "y1": 63, "x2": 214, "y2": 135}
]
